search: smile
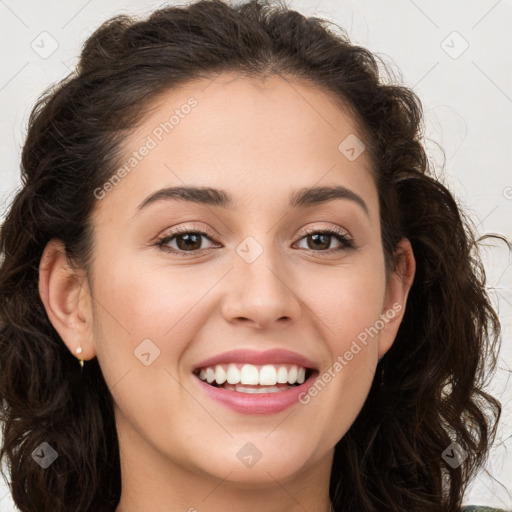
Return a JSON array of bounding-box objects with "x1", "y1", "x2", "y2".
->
[
  {"x1": 194, "y1": 363, "x2": 313, "y2": 391},
  {"x1": 192, "y1": 349, "x2": 319, "y2": 414}
]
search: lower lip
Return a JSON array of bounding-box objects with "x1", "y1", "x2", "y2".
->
[{"x1": 194, "y1": 372, "x2": 318, "y2": 414}]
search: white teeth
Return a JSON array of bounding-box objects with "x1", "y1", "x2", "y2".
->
[
  {"x1": 240, "y1": 364, "x2": 259, "y2": 385},
  {"x1": 215, "y1": 365, "x2": 227, "y2": 385},
  {"x1": 206, "y1": 367, "x2": 215, "y2": 384},
  {"x1": 287, "y1": 366, "x2": 298, "y2": 384},
  {"x1": 226, "y1": 363, "x2": 241, "y2": 384},
  {"x1": 197, "y1": 363, "x2": 310, "y2": 386},
  {"x1": 225, "y1": 383, "x2": 291, "y2": 394},
  {"x1": 276, "y1": 366, "x2": 288, "y2": 384},
  {"x1": 259, "y1": 365, "x2": 277, "y2": 385}
]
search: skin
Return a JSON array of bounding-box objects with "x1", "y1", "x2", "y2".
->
[{"x1": 38, "y1": 72, "x2": 415, "y2": 512}]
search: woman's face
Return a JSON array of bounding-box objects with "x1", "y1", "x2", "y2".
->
[{"x1": 45, "y1": 73, "x2": 413, "y2": 493}]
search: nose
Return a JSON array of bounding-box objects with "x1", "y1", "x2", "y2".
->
[{"x1": 220, "y1": 241, "x2": 302, "y2": 329}]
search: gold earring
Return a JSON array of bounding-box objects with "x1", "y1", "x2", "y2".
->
[{"x1": 75, "y1": 346, "x2": 85, "y2": 370}]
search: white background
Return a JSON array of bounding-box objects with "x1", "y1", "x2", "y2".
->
[{"x1": 0, "y1": 0, "x2": 511, "y2": 510}]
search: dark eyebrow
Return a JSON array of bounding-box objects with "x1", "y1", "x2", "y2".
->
[
  {"x1": 136, "y1": 185, "x2": 369, "y2": 216},
  {"x1": 289, "y1": 185, "x2": 368, "y2": 216},
  {"x1": 137, "y1": 186, "x2": 234, "y2": 211}
]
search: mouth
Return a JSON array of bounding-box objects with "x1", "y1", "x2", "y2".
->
[
  {"x1": 191, "y1": 348, "x2": 320, "y2": 414},
  {"x1": 193, "y1": 363, "x2": 318, "y2": 394}
]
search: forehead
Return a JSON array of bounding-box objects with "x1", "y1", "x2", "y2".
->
[{"x1": 93, "y1": 72, "x2": 378, "y2": 221}]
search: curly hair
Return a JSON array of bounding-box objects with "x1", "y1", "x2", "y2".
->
[{"x1": 0, "y1": 0, "x2": 502, "y2": 511}]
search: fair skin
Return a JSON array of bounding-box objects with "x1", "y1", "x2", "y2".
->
[{"x1": 38, "y1": 73, "x2": 415, "y2": 512}]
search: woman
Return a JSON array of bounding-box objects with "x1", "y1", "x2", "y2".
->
[{"x1": 0, "y1": 1, "x2": 506, "y2": 511}]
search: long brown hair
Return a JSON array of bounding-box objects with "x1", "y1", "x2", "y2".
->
[{"x1": 0, "y1": 1, "x2": 502, "y2": 510}]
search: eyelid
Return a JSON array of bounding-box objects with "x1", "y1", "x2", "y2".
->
[
  {"x1": 300, "y1": 224, "x2": 351, "y2": 238},
  {"x1": 158, "y1": 223, "x2": 352, "y2": 240},
  {"x1": 157, "y1": 222, "x2": 218, "y2": 240},
  {"x1": 155, "y1": 222, "x2": 356, "y2": 254},
  {"x1": 295, "y1": 225, "x2": 355, "y2": 252}
]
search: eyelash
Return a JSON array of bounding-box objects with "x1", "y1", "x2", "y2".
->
[{"x1": 155, "y1": 225, "x2": 355, "y2": 256}]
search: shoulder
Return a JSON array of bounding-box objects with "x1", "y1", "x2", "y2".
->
[{"x1": 461, "y1": 506, "x2": 510, "y2": 512}]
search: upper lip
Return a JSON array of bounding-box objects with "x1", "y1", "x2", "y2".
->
[{"x1": 193, "y1": 348, "x2": 318, "y2": 371}]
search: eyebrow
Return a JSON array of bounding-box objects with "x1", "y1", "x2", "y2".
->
[{"x1": 136, "y1": 185, "x2": 369, "y2": 216}]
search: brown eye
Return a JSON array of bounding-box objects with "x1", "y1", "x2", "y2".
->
[
  {"x1": 295, "y1": 228, "x2": 354, "y2": 253},
  {"x1": 156, "y1": 226, "x2": 354, "y2": 256},
  {"x1": 306, "y1": 233, "x2": 331, "y2": 251},
  {"x1": 156, "y1": 229, "x2": 218, "y2": 255},
  {"x1": 174, "y1": 232, "x2": 203, "y2": 251}
]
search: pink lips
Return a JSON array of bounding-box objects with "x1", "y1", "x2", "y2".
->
[
  {"x1": 192, "y1": 348, "x2": 319, "y2": 415},
  {"x1": 193, "y1": 348, "x2": 317, "y2": 371}
]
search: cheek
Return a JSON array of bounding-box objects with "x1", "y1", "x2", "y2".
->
[
  {"x1": 92, "y1": 253, "x2": 207, "y2": 337},
  {"x1": 88, "y1": 254, "x2": 201, "y2": 393},
  {"x1": 297, "y1": 255, "x2": 386, "y2": 350},
  {"x1": 294, "y1": 251, "x2": 385, "y2": 433},
  {"x1": 89, "y1": 259, "x2": 203, "y2": 440}
]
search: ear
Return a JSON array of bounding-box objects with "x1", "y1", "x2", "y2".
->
[
  {"x1": 377, "y1": 237, "x2": 416, "y2": 359},
  {"x1": 38, "y1": 239, "x2": 96, "y2": 363}
]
